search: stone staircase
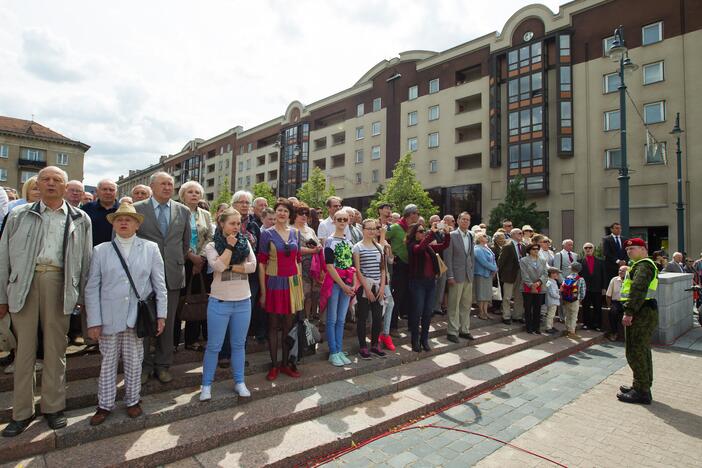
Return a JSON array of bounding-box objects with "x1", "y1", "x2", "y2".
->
[{"x1": 0, "y1": 316, "x2": 604, "y2": 467}]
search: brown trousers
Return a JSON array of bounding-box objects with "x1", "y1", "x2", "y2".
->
[{"x1": 11, "y1": 271, "x2": 69, "y2": 420}]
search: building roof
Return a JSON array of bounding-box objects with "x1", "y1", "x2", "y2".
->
[{"x1": 0, "y1": 115, "x2": 90, "y2": 151}]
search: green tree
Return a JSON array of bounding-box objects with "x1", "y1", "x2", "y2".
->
[
  {"x1": 252, "y1": 181, "x2": 276, "y2": 207},
  {"x1": 366, "y1": 153, "x2": 437, "y2": 219},
  {"x1": 297, "y1": 166, "x2": 336, "y2": 216},
  {"x1": 487, "y1": 175, "x2": 546, "y2": 234},
  {"x1": 211, "y1": 176, "x2": 233, "y2": 217}
]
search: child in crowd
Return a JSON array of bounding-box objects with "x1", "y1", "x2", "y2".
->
[
  {"x1": 560, "y1": 262, "x2": 586, "y2": 338},
  {"x1": 544, "y1": 267, "x2": 561, "y2": 334}
]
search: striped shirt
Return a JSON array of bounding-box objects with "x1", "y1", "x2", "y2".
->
[{"x1": 353, "y1": 242, "x2": 382, "y2": 281}]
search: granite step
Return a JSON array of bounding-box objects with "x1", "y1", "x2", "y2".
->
[
  {"x1": 9, "y1": 329, "x2": 605, "y2": 468},
  {"x1": 0, "y1": 316, "x2": 500, "y2": 423},
  {"x1": 0, "y1": 320, "x2": 543, "y2": 465}
]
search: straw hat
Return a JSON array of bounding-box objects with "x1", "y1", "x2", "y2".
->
[{"x1": 107, "y1": 201, "x2": 144, "y2": 224}]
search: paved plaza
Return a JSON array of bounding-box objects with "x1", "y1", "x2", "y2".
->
[{"x1": 329, "y1": 321, "x2": 702, "y2": 467}]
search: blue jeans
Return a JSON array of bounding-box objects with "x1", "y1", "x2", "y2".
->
[
  {"x1": 409, "y1": 278, "x2": 436, "y2": 343},
  {"x1": 202, "y1": 297, "x2": 251, "y2": 386},
  {"x1": 382, "y1": 284, "x2": 394, "y2": 335},
  {"x1": 326, "y1": 283, "x2": 351, "y2": 354}
]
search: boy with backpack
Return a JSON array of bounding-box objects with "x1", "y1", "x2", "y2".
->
[
  {"x1": 561, "y1": 262, "x2": 586, "y2": 338},
  {"x1": 544, "y1": 267, "x2": 561, "y2": 334}
]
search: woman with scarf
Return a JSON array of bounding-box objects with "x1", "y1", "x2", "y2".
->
[{"x1": 199, "y1": 208, "x2": 256, "y2": 401}]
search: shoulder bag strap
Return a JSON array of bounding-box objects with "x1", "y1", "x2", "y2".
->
[{"x1": 111, "y1": 241, "x2": 141, "y2": 301}]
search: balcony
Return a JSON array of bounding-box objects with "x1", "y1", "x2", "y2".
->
[{"x1": 18, "y1": 158, "x2": 46, "y2": 168}]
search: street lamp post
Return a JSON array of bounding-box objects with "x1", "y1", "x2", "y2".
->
[
  {"x1": 670, "y1": 112, "x2": 685, "y2": 253},
  {"x1": 609, "y1": 26, "x2": 638, "y2": 239}
]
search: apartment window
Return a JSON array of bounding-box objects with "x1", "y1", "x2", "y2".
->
[
  {"x1": 239, "y1": 145, "x2": 244, "y2": 155},
  {"x1": 428, "y1": 132, "x2": 439, "y2": 148},
  {"x1": 561, "y1": 137, "x2": 573, "y2": 153},
  {"x1": 643, "y1": 101, "x2": 665, "y2": 124},
  {"x1": 371, "y1": 121, "x2": 381, "y2": 136},
  {"x1": 55, "y1": 153, "x2": 68, "y2": 166},
  {"x1": 507, "y1": 43, "x2": 542, "y2": 71},
  {"x1": 0, "y1": 168, "x2": 6, "y2": 181},
  {"x1": 238, "y1": 161, "x2": 243, "y2": 171},
  {"x1": 408, "y1": 85, "x2": 418, "y2": 100},
  {"x1": 372, "y1": 97, "x2": 381, "y2": 112},
  {"x1": 331, "y1": 154, "x2": 345, "y2": 168},
  {"x1": 643, "y1": 61, "x2": 664, "y2": 85},
  {"x1": 642, "y1": 21, "x2": 663, "y2": 45},
  {"x1": 371, "y1": 145, "x2": 381, "y2": 160},
  {"x1": 355, "y1": 149, "x2": 364, "y2": 164},
  {"x1": 408, "y1": 111, "x2": 418, "y2": 126},
  {"x1": 604, "y1": 110, "x2": 620, "y2": 131},
  {"x1": 21, "y1": 171, "x2": 38, "y2": 183},
  {"x1": 0, "y1": 145, "x2": 8, "y2": 158},
  {"x1": 247, "y1": 143, "x2": 253, "y2": 152},
  {"x1": 429, "y1": 160, "x2": 438, "y2": 173},
  {"x1": 226, "y1": 144, "x2": 231, "y2": 152},
  {"x1": 603, "y1": 36, "x2": 615, "y2": 57},
  {"x1": 429, "y1": 78, "x2": 439, "y2": 94},
  {"x1": 245, "y1": 159, "x2": 251, "y2": 170},
  {"x1": 245, "y1": 175, "x2": 250, "y2": 186},
  {"x1": 605, "y1": 149, "x2": 622, "y2": 169},
  {"x1": 604, "y1": 72, "x2": 621, "y2": 93},
  {"x1": 355, "y1": 172, "x2": 362, "y2": 184},
  {"x1": 372, "y1": 169, "x2": 379, "y2": 183},
  {"x1": 23, "y1": 148, "x2": 45, "y2": 161},
  {"x1": 645, "y1": 141, "x2": 666, "y2": 165},
  {"x1": 559, "y1": 34, "x2": 570, "y2": 56},
  {"x1": 219, "y1": 161, "x2": 223, "y2": 171},
  {"x1": 355, "y1": 126, "x2": 364, "y2": 140},
  {"x1": 507, "y1": 141, "x2": 544, "y2": 170},
  {"x1": 559, "y1": 66, "x2": 571, "y2": 92},
  {"x1": 509, "y1": 72, "x2": 542, "y2": 103},
  {"x1": 428, "y1": 105, "x2": 440, "y2": 121},
  {"x1": 220, "y1": 146, "x2": 224, "y2": 155},
  {"x1": 357, "y1": 103, "x2": 364, "y2": 117},
  {"x1": 509, "y1": 106, "x2": 542, "y2": 136},
  {"x1": 225, "y1": 159, "x2": 229, "y2": 168},
  {"x1": 456, "y1": 153, "x2": 482, "y2": 171},
  {"x1": 560, "y1": 102, "x2": 572, "y2": 128},
  {"x1": 237, "y1": 177, "x2": 243, "y2": 187},
  {"x1": 407, "y1": 137, "x2": 418, "y2": 152}
]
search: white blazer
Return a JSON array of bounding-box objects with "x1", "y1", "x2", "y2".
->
[{"x1": 85, "y1": 236, "x2": 168, "y2": 335}]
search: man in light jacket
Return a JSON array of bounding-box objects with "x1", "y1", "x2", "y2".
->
[
  {"x1": 444, "y1": 212, "x2": 475, "y2": 342},
  {"x1": 0, "y1": 166, "x2": 92, "y2": 437},
  {"x1": 85, "y1": 202, "x2": 167, "y2": 426}
]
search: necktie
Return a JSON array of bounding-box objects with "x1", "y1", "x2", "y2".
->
[
  {"x1": 518, "y1": 243, "x2": 523, "y2": 256},
  {"x1": 568, "y1": 251, "x2": 573, "y2": 262},
  {"x1": 157, "y1": 204, "x2": 169, "y2": 236}
]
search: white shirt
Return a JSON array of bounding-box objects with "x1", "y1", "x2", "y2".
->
[
  {"x1": 458, "y1": 228, "x2": 471, "y2": 253},
  {"x1": 36, "y1": 200, "x2": 68, "y2": 267},
  {"x1": 606, "y1": 275, "x2": 624, "y2": 301},
  {"x1": 115, "y1": 234, "x2": 136, "y2": 258},
  {"x1": 317, "y1": 216, "x2": 352, "y2": 241}
]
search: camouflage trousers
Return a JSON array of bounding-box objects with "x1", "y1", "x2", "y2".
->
[{"x1": 624, "y1": 303, "x2": 658, "y2": 392}]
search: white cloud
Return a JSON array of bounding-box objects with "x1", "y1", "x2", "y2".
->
[{"x1": 2, "y1": 0, "x2": 563, "y2": 186}]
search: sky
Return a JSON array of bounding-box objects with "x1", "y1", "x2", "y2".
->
[{"x1": 1, "y1": 0, "x2": 563, "y2": 186}]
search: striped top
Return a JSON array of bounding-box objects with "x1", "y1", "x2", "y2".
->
[{"x1": 353, "y1": 242, "x2": 383, "y2": 281}]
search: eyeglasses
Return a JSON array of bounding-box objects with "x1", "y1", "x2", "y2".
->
[
  {"x1": 584, "y1": 247, "x2": 594, "y2": 250},
  {"x1": 363, "y1": 227, "x2": 378, "y2": 231},
  {"x1": 417, "y1": 229, "x2": 426, "y2": 233},
  {"x1": 335, "y1": 218, "x2": 349, "y2": 222}
]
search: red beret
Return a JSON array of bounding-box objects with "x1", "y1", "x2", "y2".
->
[{"x1": 624, "y1": 238, "x2": 647, "y2": 249}]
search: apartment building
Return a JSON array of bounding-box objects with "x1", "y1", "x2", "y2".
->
[
  {"x1": 117, "y1": 0, "x2": 701, "y2": 254},
  {"x1": 0, "y1": 116, "x2": 89, "y2": 190}
]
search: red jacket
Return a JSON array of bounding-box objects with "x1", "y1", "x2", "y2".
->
[{"x1": 408, "y1": 231, "x2": 450, "y2": 279}]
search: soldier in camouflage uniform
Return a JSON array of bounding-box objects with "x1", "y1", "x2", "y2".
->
[{"x1": 617, "y1": 238, "x2": 658, "y2": 405}]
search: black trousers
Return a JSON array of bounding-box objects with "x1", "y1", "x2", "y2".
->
[
  {"x1": 174, "y1": 261, "x2": 211, "y2": 347},
  {"x1": 390, "y1": 259, "x2": 409, "y2": 328},
  {"x1": 356, "y1": 295, "x2": 383, "y2": 348},
  {"x1": 522, "y1": 293, "x2": 544, "y2": 333},
  {"x1": 582, "y1": 291, "x2": 603, "y2": 329},
  {"x1": 609, "y1": 300, "x2": 623, "y2": 336}
]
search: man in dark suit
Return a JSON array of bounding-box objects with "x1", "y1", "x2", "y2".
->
[
  {"x1": 497, "y1": 228, "x2": 525, "y2": 324},
  {"x1": 602, "y1": 222, "x2": 628, "y2": 281},
  {"x1": 580, "y1": 242, "x2": 607, "y2": 330},
  {"x1": 134, "y1": 172, "x2": 190, "y2": 384}
]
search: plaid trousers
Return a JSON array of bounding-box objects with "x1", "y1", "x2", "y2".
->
[{"x1": 97, "y1": 328, "x2": 143, "y2": 410}]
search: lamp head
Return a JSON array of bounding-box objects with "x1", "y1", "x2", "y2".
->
[{"x1": 670, "y1": 112, "x2": 684, "y2": 136}]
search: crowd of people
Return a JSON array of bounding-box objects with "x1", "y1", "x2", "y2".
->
[{"x1": 0, "y1": 167, "x2": 698, "y2": 436}]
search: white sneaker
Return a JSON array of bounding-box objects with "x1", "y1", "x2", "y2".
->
[
  {"x1": 234, "y1": 383, "x2": 251, "y2": 397},
  {"x1": 3, "y1": 363, "x2": 14, "y2": 374},
  {"x1": 199, "y1": 385, "x2": 212, "y2": 401}
]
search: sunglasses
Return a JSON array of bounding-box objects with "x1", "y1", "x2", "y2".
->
[
  {"x1": 335, "y1": 218, "x2": 349, "y2": 222},
  {"x1": 584, "y1": 247, "x2": 594, "y2": 250}
]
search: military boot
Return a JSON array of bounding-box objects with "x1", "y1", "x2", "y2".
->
[{"x1": 617, "y1": 388, "x2": 652, "y2": 405}]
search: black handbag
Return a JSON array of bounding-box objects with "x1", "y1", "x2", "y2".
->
[
  {"x1": 177, "y1": 273, "x2": 208, "y2": 322},
  {"x1": 112, "y1": 242, "x2": 159, "y2": 338}
]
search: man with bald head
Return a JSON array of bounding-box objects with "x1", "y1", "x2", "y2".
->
[
  {"x1": 64, "y1": 180, "x2": 84, "y2": 207},
  {"x1": 81, "y1": 178, "x2": 120, "y2": 246},
  {"x1": 0, "y1": 166, "x2": 92, "y2": 436}
]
